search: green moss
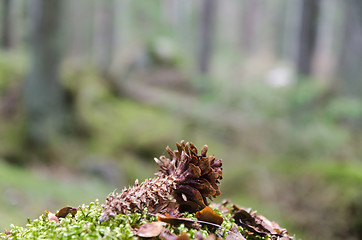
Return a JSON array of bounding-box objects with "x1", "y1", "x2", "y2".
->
[{"x1": 1, "y1": 201, "x2": 272, "y2": 240}]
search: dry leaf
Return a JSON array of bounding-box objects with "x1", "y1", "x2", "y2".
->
[
  {"x1": 176, "y1": 233, "x2": 190, "y2": 240},
  {"x1": 135, "y1": 222, "x2": 163, "y2": 238},
  {"x1": 158, "y1": 214, "x2": 200, "y2": 229},
  {"x1": 225, "y1": 224, "x2": 246, "y2": 240},
  {"x1": 159, "y1": 228, "x2": 178, "y2": 240},
  {"x1": 205, "y1": 235, "x2": 217, "y2": 240},
  {"x1": 232, "y1": 205, "x2": 294, "y2": 240},
  {"x1": 196, "y1": 206, "x2": 223, "y2": 226},
  {"x1": 45, "y1": 210, "x2": 59, "y2": 223},
  {"x1": 158, "y1": 230, "x2": 190, "y2": 240},
  {"x1": 195, "y1": 231, "x2": 204, "y2": 240},
  {"x1": 55, "y1": 206, "x2": 78, "y2": 218},
  {"x1": 233, "y1": 209, "x2": 256, "y2": 227}
]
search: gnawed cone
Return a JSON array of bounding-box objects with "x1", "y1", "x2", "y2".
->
[{"x1": 100, "y1": 140, "x2": 223, "y2": 222}]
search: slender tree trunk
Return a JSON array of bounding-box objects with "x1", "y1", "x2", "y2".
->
[
  {"x1": 338, "y1": 0, "x2": 362, "y2": 97},
  {"x1": 1, "y1": 0, "x2": 11, "y2": 49},
  {"x1": 93, "y1": 0, "x2": 115, "y2": 74},
  {"x1": 240, "y1": 0, "x2": 259, "y2": 55},
  {"x1": 295, "y1": 0, "x2": 320, "y2": 76},
  {"x1": 198, "y1": 0, "x2": 216, "y2": 74},
  {"x1": 25, "y1": 0, "x2": 67, "y2": 147}
]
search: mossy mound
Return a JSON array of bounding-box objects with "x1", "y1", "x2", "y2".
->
[{"x1": 1, "y1": 200, "x2": 293, "y2": 240}]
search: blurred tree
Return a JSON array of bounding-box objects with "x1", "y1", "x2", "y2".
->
[
  {"x1": 240, "y1": 0, "x2": 259, "y2": 55},
  {"x1": 25, "y1": 0, "x2": 68, "y2": 148},
  {"x1": 63, "y1": 0, "x2": 94, "y2": 66},
  {"x1": 198, "y1": 0, "x2": 216, "y2": 74},
  {"x1": 93, "y1": 0, "x2": 115, "y2": 74},
  {"x1": 338, "y1": 0, "x2": 362, "y2": 97},
  {"x1": 295, "y1": 0, "x2": 320, "y2": 76},
  {"x1": 0, "y1": 0, "x2": 11, "y2": 49}
]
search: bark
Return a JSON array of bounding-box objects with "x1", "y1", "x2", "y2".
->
[
  {"x1": 1, "y1": 0, "x2": 11, "y2": 49},
  {"x1": 338, "y1": 0, "x2": 362, "y2": 97},
  {"x1": 296, "y1": 0, "x2": 321, "y2": 76}
]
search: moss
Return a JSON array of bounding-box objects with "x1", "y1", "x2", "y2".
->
[{"x1": 1, "y1": 201, "x2": 273, "y2": 240}]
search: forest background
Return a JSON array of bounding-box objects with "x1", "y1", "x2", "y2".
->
[{"x1": 1, "y1": 0, "x2": 362, "y2": 239}]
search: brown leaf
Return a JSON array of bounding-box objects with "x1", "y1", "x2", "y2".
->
[
  {"x1": 256, "y1": 214, "x2": 290, "y2": 236},
  {"x1": 225, "y1": 224, "x2": 246, "y2": 240},
  {"x1": 233, "y1": 209, "x2": 257, "y2": 227},
  {"x1": 45, "y1": 210, "x2": 59, "y2": 223},
  {"x1": 4, "y1": 229, "x2": 11, "y2": 235},
  {"x1": 195, "y1": 231, "x2": 204, "y2": 240},
  {"x1": 55, "y1": 206, "x2": 78, "y2": 218},
  {"x1": 196, "y1": 206, "x2": 223, "y2": 226},
  {"x1": 158, "y1": 214, "x2": 199, "y2": 229},
  {"x1": 233, "y1": 206, "x2": 294, "y2": 239},
  {"x1": 158, "y1": 230, "x2": 191, "y2": 240},
  {"x1": 206, "y1": 235, "x2": 217, "y2": 240},
  {"x1": 176, "y1": 233, "x2": 190, "y2": 240},
  {"x1": 194, "y1": 232, "x2": 217, "y2": 240},
  {"x1": 135, "y1": 222, "x2": 163, "y2": 238},
  {"x1": 159, "y1": 228, "x2": 178, "y2": 240}
]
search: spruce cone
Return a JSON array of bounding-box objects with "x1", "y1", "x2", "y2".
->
[{"x1": 99, "y1": 141, "x2": 223, "y2": 222}]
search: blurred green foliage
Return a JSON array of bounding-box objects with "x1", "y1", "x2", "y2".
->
[
  {"x1": 0, "y1": 160, "x2": 112, "y2": 231},
  {"x1": 0, "y1": 52, "x2": 27, "y2": 94}
]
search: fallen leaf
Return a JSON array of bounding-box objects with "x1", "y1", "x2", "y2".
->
[
  {"x1": 176, "y1": 233, "x2": 190, "y2": 240},
  {"x1": 196, "y1": 206, "x2": 223, "y2": 225},
  {"x1": 45, "y1": 210, "x2": 59, "y2": 223},
  {"x1": 55, "y1": 206, "x2": 78, "y2": 218},
  {"x1": 233, "y1": 209, "x2": 256, "y2": 227},
  {"x1": 159, "y1": 228, "x2": 178, "y2": 240},
  {"x1": 206, "y1": 235, "x2": 217, "y2": 240},
  {"x1": 195, "y1": 231, "x2": 204, "y2": 240},
  {"x1": 158, "y1": 214, "x2": 200, "y2": 229},
  {"x1": 232, "y1": 205, "x2": 294, "y2": 240},
  {"x1": 225, "y1": 224, "x2": 246, "y2": 240},
  {"x1": 135, "y1": 222, "x2": 163, "y2": 238},
  {"x1": 194, "y1": 232, "x2": 217, "y2": 240}
]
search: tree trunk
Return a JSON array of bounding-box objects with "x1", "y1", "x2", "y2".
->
[
  {"x1": 93, "y1": 0, "x2": 115, "y2": 74},
  {"x1": 1, "y1": 0, "x2": 11, "y2": 49},
  {"x1": 295, "y1": 0, "x2": 320, "y2": 76},
  {"x1": 198, "y1": 0, "x2": 216, "y2": 74},
  {"x1": 240, "y1": 0, "x2": 259, "y2": 55},
  {"x1": 25, "y1": 0, "x2": 67, "y2": 147},
  {"x1": 338, "y1": 0, "x2": 362, "y2": 97}
]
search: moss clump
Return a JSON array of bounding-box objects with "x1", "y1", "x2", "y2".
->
[
  {"x1": 2, "y1": 200, "x2": 150, "y2": 240},
  {"x1": 1, "y1": 200, "x2": 276, "y2": 240}
]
